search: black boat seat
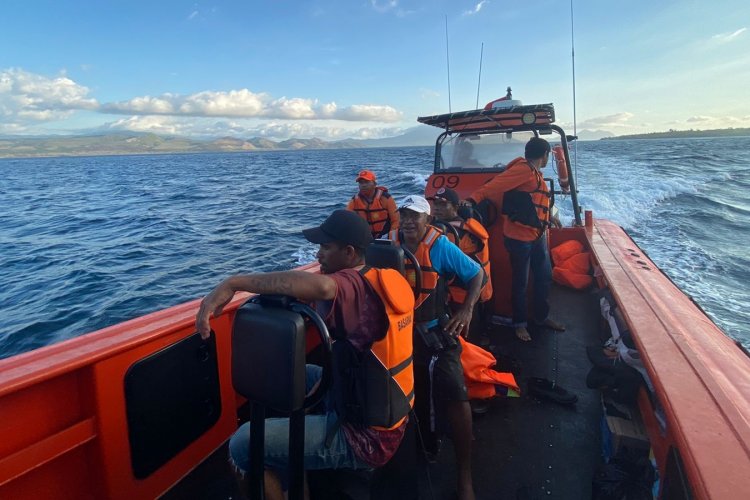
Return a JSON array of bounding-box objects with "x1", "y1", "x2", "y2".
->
[
  {"x1": 232, "y1": 294, "x2": 332, "y2": 500},
  {"x1": 365, "y1": 239, "x2": 406, "y2": 275},
  {"x1": 232, "y1": 295, "x2": 308, "y2": 412}
]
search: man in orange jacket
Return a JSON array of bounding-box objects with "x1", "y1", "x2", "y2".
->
[
  {"x1": 346, "y1": 169, "x2": 399, "y2": 239},
  {"x1": 465, "y1": 137, "x2": 564, "y2": 342}
]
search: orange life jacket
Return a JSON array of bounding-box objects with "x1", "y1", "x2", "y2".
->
[
  {"x1": 459, "y1": 337, "x2": 520, "y2": 399},
  {"x1": 550, "y1": 240, "x2": 593, "y2": 290},
  {"x1": 444, "y1": 219, "x2": 493, "y2": 304},
  {"x1": 332, "y1": 267, "x2": 415, "y2": 430},
  {"x1": 348, "y1": 187, "x2": 395, "y2": 238},
  {"x1": 501, "y1": 160, "x2": 552, "y2": 241},
  {"x1": 388, "y1": 226, "x2": 444, "y2": 323}
]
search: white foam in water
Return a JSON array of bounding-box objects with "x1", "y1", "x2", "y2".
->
[
  {"x1": 570, "y1": 156, "x2": 717, "y2": 230},
  {"x1": 401, "y1": 171, "x2": 429, "y2": 189},
  {"x1": 292, "y1": 243, "x2": 318, "y2": 267}
]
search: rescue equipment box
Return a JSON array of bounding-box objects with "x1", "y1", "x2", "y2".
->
[{"x1": 606, "y1": 412, "x2": 650, "y2": 453}]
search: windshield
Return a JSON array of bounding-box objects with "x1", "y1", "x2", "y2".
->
[{"x1": 437, "y1": 130, "x2": 562, "y2": 172}]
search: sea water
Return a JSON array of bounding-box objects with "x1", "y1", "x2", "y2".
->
[{"x1": 1, "y1": 137, "x2": 749, "y2": 359}]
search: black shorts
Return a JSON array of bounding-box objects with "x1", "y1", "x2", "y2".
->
[{"x1": 413, "y1": 331, "x2": 468, "y2": 403}]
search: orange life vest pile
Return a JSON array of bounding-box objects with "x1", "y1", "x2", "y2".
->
[
  {"x1": 551, "y1": 240, "x2": 593, "y2": 290},
  {"x1": 459, "y1": 337, "x2": 520, "y2": 398}
]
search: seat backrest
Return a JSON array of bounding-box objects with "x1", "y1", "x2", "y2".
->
[
  {"x1": 231, "y1": 295, "x2": 307, "y2": 412},
  {"x1": 365, "y1": 240, "x2": 406, "y2": 275}
]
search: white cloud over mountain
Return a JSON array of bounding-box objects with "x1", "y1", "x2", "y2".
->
[
  {"x1": 102, "y1": 114, "x2": 407, "y2": 141},
  {"x1": 101, "y1": 89, "x2": 402, "y2": 122},
  {"x1": 0, "y1": 68, "x2": 98, "y2": 125},
  {"x1": 1, "y1": 68, "x2": 404, "y2": 137}
]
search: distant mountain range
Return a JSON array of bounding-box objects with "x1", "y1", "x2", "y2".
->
[
  {"x1": 601, "y1": 127, "x2": 750, "y2": 140},
  {"x1": 3, "y1": 125, "x2": 745, "y2": 159},
  {"x1": 0, "y1": 126, "x2": 441, "y2": 159}
]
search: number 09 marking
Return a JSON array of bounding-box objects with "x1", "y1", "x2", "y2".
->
[{"x1": 431, "y1": 175, "x2": 459, "y2": 189}]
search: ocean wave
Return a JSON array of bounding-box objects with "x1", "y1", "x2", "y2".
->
[{"x1": 1, "y1": 139, "x2": 749, "y2": 358}]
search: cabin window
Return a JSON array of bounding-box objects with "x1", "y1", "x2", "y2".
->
[{"x1": 438, "y1": 130, "x2": 545, "y2": 172}]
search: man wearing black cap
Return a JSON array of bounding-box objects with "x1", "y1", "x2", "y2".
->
[
  {"x1": 431, "y1": 187, "x2": 493, "y2": 345},
  {"x1": 196, "y1": 209, "x2": 414, "y2": 500}
]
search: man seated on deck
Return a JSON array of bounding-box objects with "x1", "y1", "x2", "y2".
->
[
  {"x1": 346, "y1": 169, "x2": 400, "y2": 239},
  {"x1": 463, "y1": 137, "x2": 565, "y2": 342},
  {"x1": 195, "y1": 209, "x2": 414, "y2": 500},
  {"x1": 386, "y1": 195, "x2": 483, "y2": 500}
]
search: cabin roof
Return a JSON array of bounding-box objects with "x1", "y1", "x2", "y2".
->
[{"x1": 417, "y1": 103, "x2": 556, "y2": 134}]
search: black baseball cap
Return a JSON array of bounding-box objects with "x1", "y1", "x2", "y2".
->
[
  {"x1": 432, "y1": 187, "x2": 460, "y2": 206},
  {"x1": 302, "y1": 209, "x2": 373, "y2": 249}
]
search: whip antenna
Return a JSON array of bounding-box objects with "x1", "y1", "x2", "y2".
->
[
  {"x1": 475, "y1": 42, "x2": 484, "y2": 109},
  {"x1": 570, "y1": 0, "x2": 578, "y2": 185},
  {"x1": 445, "y1": 15, "x2": 452, "y2": 114}
]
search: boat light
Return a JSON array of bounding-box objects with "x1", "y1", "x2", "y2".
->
[{"x1": 522, "y1": 112, "x2": 537, "y2": 125}]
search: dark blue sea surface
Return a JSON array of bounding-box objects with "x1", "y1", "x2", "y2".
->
[{"x1": 1, "y1": 138, "x2": 749, "y2": 359}]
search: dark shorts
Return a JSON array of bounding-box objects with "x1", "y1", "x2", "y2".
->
[{"x1": 413, "y1": 331, "x2": 468, "y2": 403}]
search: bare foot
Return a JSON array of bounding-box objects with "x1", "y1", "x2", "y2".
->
[
  {"x1": 515, "y1": 327, "x2": 531, "y2": 342},
  {"x1": 541, "y1": 318, "x2": 566, "y2": 331}
]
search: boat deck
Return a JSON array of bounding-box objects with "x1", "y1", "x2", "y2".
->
[
  {"x1": 164, "y1": 284, "x2": 603, "y2": 500},
  {"x1": 422, "y1": 284, "x2": 603, "y2": 500}
]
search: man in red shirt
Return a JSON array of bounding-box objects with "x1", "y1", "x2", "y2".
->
[{"x1": 196, "y1": 209, "x2": 413, "y2": 500}]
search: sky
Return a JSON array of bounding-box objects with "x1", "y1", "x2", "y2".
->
[{"x1": 1, "y1": 0, "x2": 749, "y2": 140}]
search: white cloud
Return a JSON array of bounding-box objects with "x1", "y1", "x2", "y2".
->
[
  {"x1": 419, "y1": 88, "x2": 440, "y2": 99},
  {"x1": 177, "y1": 89, "x2": 268, "y2": 116},
  {"x1": 463, "y1": 1, "x2": 489, "y2": 16},
  {"x1": 579, "y1": 112, "x2": 634, "y2": 129},
  {"x1": 105, "y1": 115, "x2": 186, "y2": 135},
  {"x1": 0, "y1": 68, "x2": 98, "y2": 124},
  {"x1": 101, "y1": 115, "x2": 408, "y2": 141},
  {"x1": 1, "y1": 68, "x2": 404, "y2": 138},
  {"x1": 101, "y1": 89, "x2": 402, "y2": 122},
  {"x1": 711, "y1": 27, "x2": 746, "y2": 43},
  {"x1": 188, "y1": 10, "x2": 198, "y2": 20},
  {"x1": 370, "y1": 0, "x2": 398, "y2": 13},
  {"x1": 680, "y1": 115, "x2": 750, "y2": 128},
  {"x1": 369, "y1": 0, "x2": 412, "y2": 17},
  {"x1": 333, "y1": 104, "x2": 401, "y2": 122}
]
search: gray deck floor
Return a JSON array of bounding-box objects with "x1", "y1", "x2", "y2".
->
[
  {"x1": 419, "y1": 284, "x2": 603, "y2": 500},
  {"x1": 164, "y1": 285, "x2": 604, "y2": 500}
]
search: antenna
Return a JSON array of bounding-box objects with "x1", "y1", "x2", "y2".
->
[
  {"x1": 445, "y1": 15, "x2": 452, "y2": 114},
  {"x1": 475, "y1": 42, "x2": 484, "y2": 109},
  {"x1": 570, "y1": 0, "x2": 578, "y2": 185}
]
